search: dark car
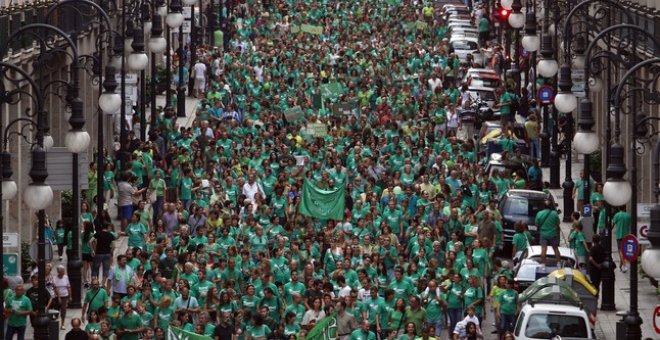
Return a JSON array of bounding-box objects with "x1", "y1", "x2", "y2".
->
[{"x1": 498, "y1": 189, "x2": 559, "y2": 248}]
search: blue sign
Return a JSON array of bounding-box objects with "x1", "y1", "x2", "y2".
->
[
  {"x1": 621, "y1": 234, "x2": 639, "y2": 262},
  {"x1": 582, "y1": 204, "x2": 592, "y2": 217},
  {"x1": 537, "y1": 85, "x2": 555, "y2": 104}
]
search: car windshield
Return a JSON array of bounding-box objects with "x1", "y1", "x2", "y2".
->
[
  {"x1": 452, "y1": 40, "x2": 479, "y2": 50},
  {"x1": 469, "y1": 90, "x2": 495, "y2": 101},
  {"x1": 524, "y1": 314, "x2": 588, "y2": 338},
  {"x1": 504, "y1": 196, "x2": 546, "y2": 216},
  {"x1": 471, "y1": 78, "x2": 499, "y2": 88},
  {"x1": 526, "y1": 256, "x2": 577, "y2": 268}
]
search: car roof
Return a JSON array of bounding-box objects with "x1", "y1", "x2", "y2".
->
[
  {"x1": 467, "y1": 86, "x2": 494, "y2": 91},
  {"x1": 471, "y1": 73, "x2": 500, "y2": 79},
  {"x1": 526, "y1": 246, "x2": 575, "y2": 257},
  {"x1": 506, "y1": 189, "x2": 551, "y2": 199}
]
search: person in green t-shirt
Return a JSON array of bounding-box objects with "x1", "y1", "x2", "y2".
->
[
  {"x1": 82, "y1": 278, "x2": 109, "y2": 322},
  {"x1": 5, "y1": 284, "x2": 32, "y2": 338},
  {"x1": 496, "y1": 280, "x2": 519, "y2": 335},
  {"x1": 496, "y1": 87, "x2": 513, "y2": 134},
  {"x1": 148, "y1": 170, "x2": 167, "y2": 223},
  {"x1": 535, "y1": 199, "x2": 562, "y2": 265},
  {"x1": 612, "y1": 207, "x2": 632, "y2": 272},
  {"x1": 116, "y1": 301, "x2": 143, "y2": 340},
  {"x1": 568, "y1": 216, "x2": 589, "y2": 269}
]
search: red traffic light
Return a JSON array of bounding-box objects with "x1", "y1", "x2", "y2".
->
[{"x1": 500, "y1": 8, "x2": 510, "y2": 19}]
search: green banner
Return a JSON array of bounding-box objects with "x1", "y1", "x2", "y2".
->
[
  {"x1": 307, "y1": 122, "x2": 328, "y2": 137},
  {"x1": 168, "y1": 326, "x2": 212, "y2": 340},
  {"x1": 299, "y1": 179, "x2": 345, "y2": 221},
  {"x1": 301, "y1": 24, "x2": 323, "y2": 35},
  {"x1": 320, "y1": 82, "x2": 343, "y2": 99},
  {"x1": 290, "y1": 25, "x2": 300, "y2": 33},
  {"x1": 332, "y1": 101, "x2": 359, "y2": 117},
  {"x1": 305, "y1": 314, "x2": 338, "y2": 340}
]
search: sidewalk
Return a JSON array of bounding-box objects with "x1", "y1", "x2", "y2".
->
[
  {"x1": 21, "y1": 94, "x2": 200, "y2": 340},
  {"x1": 542, "y1": 154, "x2": 659, "y2": 339}
]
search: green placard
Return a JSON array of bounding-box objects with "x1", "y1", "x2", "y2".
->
[
  {"x1": 284, "y1": 106, "x2": 304, "y2": 122},
  {"x1": 307, "y1": 122, "x2": 328, "y2": 137},
  {"x1": 301, "y1": 24, "x2": 323, "y2": 35},
  {"x1": 416, "y1": 20, "x2": 428, "y2": 30},
  {"x1": 320, "y1": 82, "x2": 343, "y2": 99},
  {"x1": 3, "y1": 253, "x2": 19, "y2": 276},
  {"x1": 332, "y1": 101, "x2": 360, "y2": 117},
  {"x1": 290, "y1": 25, "x2": 300, "y2": 33}
]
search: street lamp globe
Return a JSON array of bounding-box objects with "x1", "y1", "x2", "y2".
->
[
  {"x1": 143, "y1": 21, "x2": 153, "y2": 36},
  {"x1": 501, "y1": 0, "x2": 514, "y2": 10},
  {"x1": 157, "y1": 4, "x2": 168, "y2": 16},
  {"x1": 509, "y1": 12, "x2": 525, "y2": 28},
  {"x1": 537, "y1": 58, "x2": 558, "y2": 78},
  {"x1": 572, "y1": 54, "x2": 586, "y2": 70},
  {"x1": 65, "y1": 130, "x2": 91, "y2": 153},
  {"x1": 149, "y1": 36, "x2": 167, "y2": 53},
  {"x1": 522, "y1": 34, "x2": 539, "y2": 52},
  {"x1": 554, "y1": 92, "x2": 577, "y2": 113},
  {"x1": 99, "y1": 91, "x2": 122, "y2": 114},
  {"x1": 2, "y1": 180, "x2": 17, "y2": 200},
  {"x1": 24, "y1": 183, "x2": 54, "y2": 210},
  {"x1": 43, "y1": 134, "x2": 54, "y2": 151},
  {"x1": 641, "y1": 248, "x2": 660, "y2": 279},
  {"x1": 166, "y1": 12, "x2": 184, "y2": 28},
  {"x1": 128, "y1": 52, "x2": 149, "y2": 71},
  {"x1": 182, "y1": 0, "x2": 196, "y2": 6},
  {"x1": 573, "y1": 131, "x2": 599, "y2": 154},
  {"x1": 603, "y1": 179, "x2": 632, "y2": 207}
]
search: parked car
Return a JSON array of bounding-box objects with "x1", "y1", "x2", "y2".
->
[
  {"x1": 498, "y1": 189, "x2": 559, "y2": 246},
  {"x1": 479, "y1": 122, "x2": 529, "y2": 156},
  {"x1": 465, "y1": 72, "x2": 501, "y2": 90},
  {"x1": 514, "y1": 284, "x2": 594, "y2": 339},
  {"x1": 449, "y1": 37, "x2": 484, "y2": 66},
  {"x1": 441, "y1": 4, "x2": 471, "y2": 20},
  {"x1": 512, "y1": 246, "x2": 577, "y2": 292}
]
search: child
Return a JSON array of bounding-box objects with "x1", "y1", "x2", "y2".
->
[{"x1": 568, "y1": 213, "x2": 589, "y2": 269}]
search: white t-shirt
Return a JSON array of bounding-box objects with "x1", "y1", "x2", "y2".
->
[
  {"x1": 337, "y1": 285, "x2": 352, "y2": 298},
  {"x1": 53, "y1": 274, "x2": 70, "y2": 297},
  {"x1": 194, "y1": 62, "x2": 207, "y2": 80}
]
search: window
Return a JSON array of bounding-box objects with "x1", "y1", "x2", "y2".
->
[
  {"x1": 514, "y1": 312, "x2": 525, "y2": 336},
  {"x1": 452, "y1": 40, "x2": 479, "y2": 50},
  {"x1": 524, "y1": 313, "x2": 588, "y2": 338}
]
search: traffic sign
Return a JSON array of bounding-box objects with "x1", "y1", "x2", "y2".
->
[
  {"x1": 582, "y1": 204, "x2": 592, "y2": 217},
  {"x1": 638, "y1": 223, "x2": 650, "y2": 245},
  {"x1": 621, "y1": 234, "x2": 639, "y2": 262},
  {"x1": 2, "y1": 233, "x2": 18, "y2": 247},
  {"x1": 654, "y1": 305, "x2": 660, "y2": 334},
  {"x1": 537, "y1": 85, "x2": 555, "y2": 104},
  {"x1": 2, "y1": 253, "x2": 19, "y2": 276}
]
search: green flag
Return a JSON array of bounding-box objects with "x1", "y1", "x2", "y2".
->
[
  {"x1": 299, "y1": 179, "x2": 345, "y2": 220},
  {"x1": 305, "y1": 314, "x2": 338, "y2": 340},
  {"x1": 168, "y1": 326, "x2": 213, "y2": 340}
]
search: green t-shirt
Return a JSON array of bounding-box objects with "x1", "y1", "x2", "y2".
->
[
  {"x1": 117, "y1": 312, "x2": 142, "y2": 340},
  {"x1": 84, "y1": 288, "x2": 109, "y2": 312},
  {"x1": 498, "y1": 289, "x2": 518, "y2": 316},
  {"x1": 126, "y1": 223, "x2": 147, "y2": 249},
  {"x1": 6, "y1": 294, "x2": 32, "y2": 327},
  {"x1": 612, "y1": 210, "x2": 632, "y2": 240},
  {"x1": 499, "y1": 91, "x2": 512, "y2": 115},
  {"x1": 180, "y1": 177, "x2": 193, "y2": 200},
  {"x1": 149, "y1": 178, "x2": 166, "y2": 197},
  {"x1": 535, "y1": 209, "x2": 560, "y2": 239}
]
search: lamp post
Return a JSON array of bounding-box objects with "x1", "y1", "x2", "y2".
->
[
  {"x1": 0, "y1": 58, "x2": 56, "y2": 340},
  {"x1": 166, "y1": 0, "x2": 184, "y2": 110},
  {"x1": 554, "y1": 64, "x2": 576, "y2": 222},
  {"x1": 149, "y1": 6, "x2": 167, "y2": 130},
  {"x1": 175, "y1": 0, "x2": 187, "y2": 117},
  {"x1": 508, "y1": 0, "x2": 524, "y2": 96}
]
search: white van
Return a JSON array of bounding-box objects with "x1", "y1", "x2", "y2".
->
[{"x1": 513, "y1": 285, "x2": 594, "y2": 339}]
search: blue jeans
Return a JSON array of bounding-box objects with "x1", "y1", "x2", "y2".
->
[
  {"x1": 530, "y1": 137, "x2": 541, "y2": 159},
  {"x1": 153, "y1": 196, "x2": 164, "y2": 223},
  {"x1": 427, "y1": 319, "x2": 443, "y2": 337},
  {"x1": 92, "y1": 253, "x2": 112, "y2": 281},
  {"x1": 447, "y1": 308, "x2": 463, "y2": 336},
  {"x1": 499, "y1": 313, "x2": 516, "y2": 334},
  {"x1": 6, "y1": 325, "x2": 25, "y2": 340}
]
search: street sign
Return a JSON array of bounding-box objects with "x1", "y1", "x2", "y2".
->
[
  {"x1": 571, "y1": 69, "x2": 586, "y2": 98},
  {"x1": 3, "y1": 253, "x2": 19, "y2": 276},
  {"x1": 582, "y1": 203, "x2": 592, "y2": 217},
  {"x1": 638, "y1": 203, "x2": 653, "y2": 218},
  {"x1": 2, "y1": 233, "x2": 18, "y2": 247},
  {"x1": 654, "y1": 305, "x2": 660, "y2": 334},
  {"x1": 621, "y1": 234, "x2": 639, "y2": 262},
  {"x1": 638, "y1": 222, "x2": 650, "y2": 245},
  {"x1": 537, "y1": 85, "x2": 555, "y2": 104}
]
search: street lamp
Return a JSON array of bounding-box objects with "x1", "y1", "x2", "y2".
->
[
  {"x1": 641, "y1": 205, "x2": 660, "y2": 279},
  {"x1": 521, "y1": 11, "x2": 539, "y2": 52},
  {"x1": 553, "y1": 65, "x2": 577, "y2": 113},
  {"x1": 602, "y1": 144, "x2": 632, "y2": 207},
  {"x1": 572, "y1": 99, "x2": 598, "y2": 155},
  {"x1": 501, "y1": 0, "x2": 514, "y2": 10}
]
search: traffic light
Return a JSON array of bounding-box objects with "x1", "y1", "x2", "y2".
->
[{"x1": 499, "y1": 8, "x2": 510, "y2": 22}]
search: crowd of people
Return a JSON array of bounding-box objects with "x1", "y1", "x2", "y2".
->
[{"x1": 4, "y1": 0, "x2": 622, "y2": 340}]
